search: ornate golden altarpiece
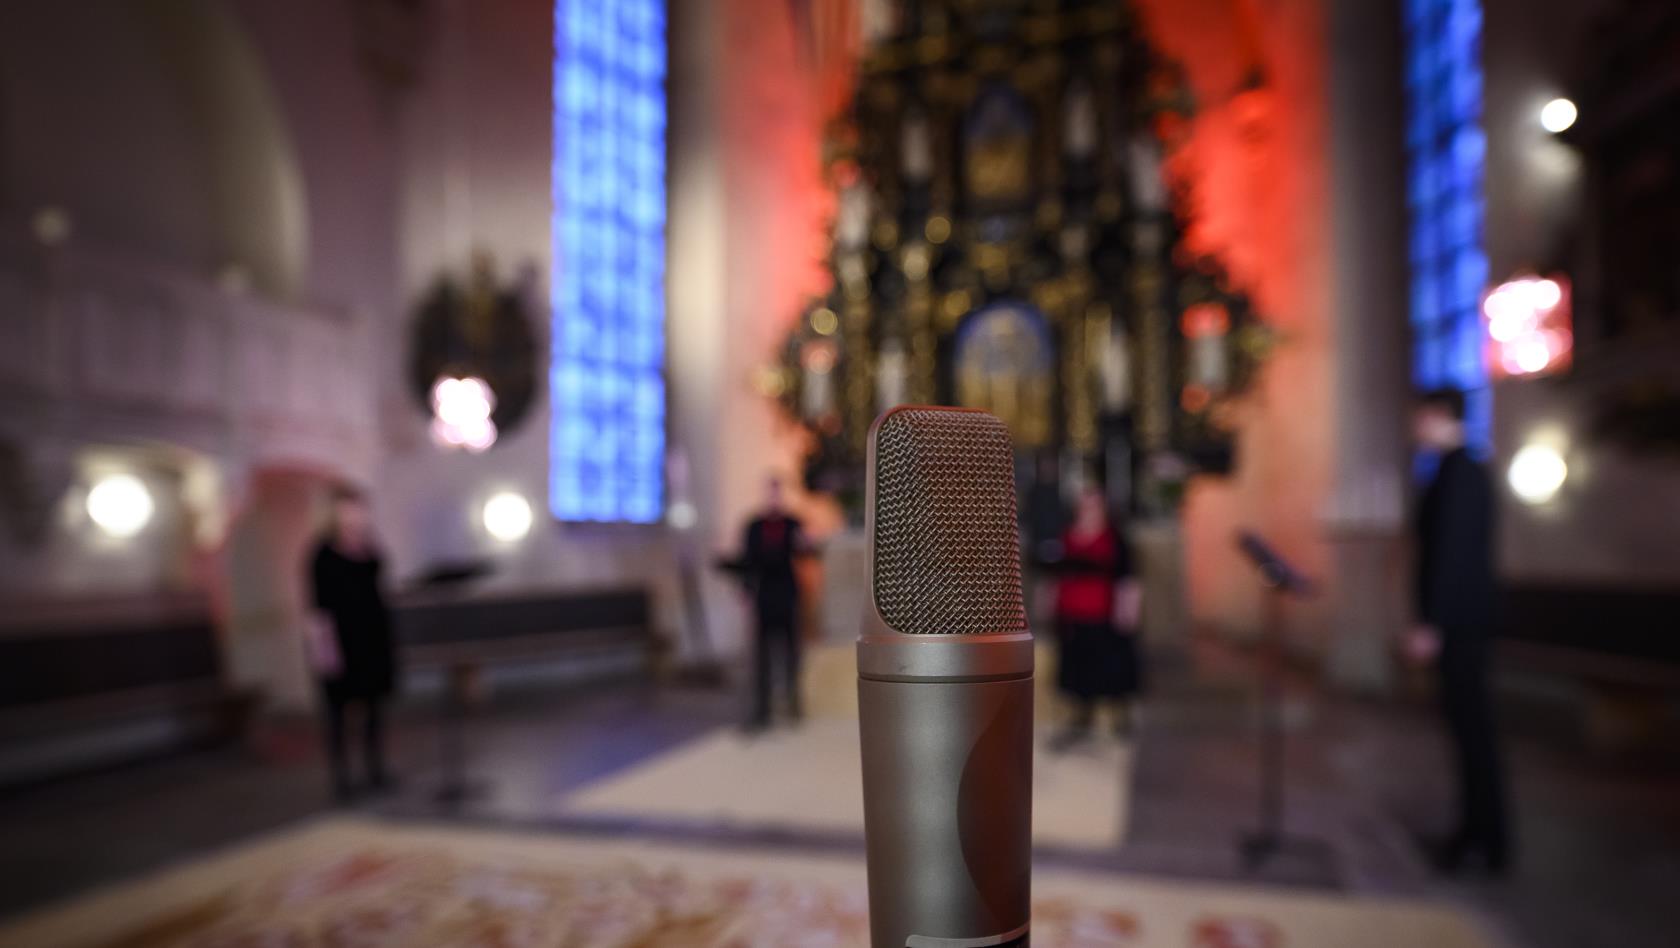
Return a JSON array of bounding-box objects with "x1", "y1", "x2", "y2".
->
[{"x1": 770, "y1": 0, "x2": 1263, "y2": 513}]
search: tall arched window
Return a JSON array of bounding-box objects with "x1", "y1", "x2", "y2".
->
[
  {"x1": 551, "y1": 0, "x2": 667, "y2": 523},
  {"x1": 1405, "y1": 0, "x2": 1489, "y2": 450}
]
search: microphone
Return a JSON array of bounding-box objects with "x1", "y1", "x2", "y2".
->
[{"x1": 858, "y1": 406, "x2": 1033, "y2": 948}]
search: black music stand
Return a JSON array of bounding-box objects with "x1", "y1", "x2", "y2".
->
[
  {"x1": 407, "y1": 561, "x2": 494, "y2": 808},
  {"x1": 1234, "y1": 531, "x2": 1327, "y2": 871}
]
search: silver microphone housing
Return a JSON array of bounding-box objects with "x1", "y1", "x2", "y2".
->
[{"x1": 858, "y1": 405, "x2": 1033, "y2": 948}]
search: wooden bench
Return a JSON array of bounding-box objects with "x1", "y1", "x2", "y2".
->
[
  {"x1": 0, "y1": 597, "x2": 253, "y2": 788},
  {"x1": 390, "y1": 586, "x2": 659, "y2": 802},
  {"x1": 1498, "y1": 583, "x2": 1680, "y2": 749},
  {"x1": 393, "y1": 585, "x2": 660, "y2": 680}
]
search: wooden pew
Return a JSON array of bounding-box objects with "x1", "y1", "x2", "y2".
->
[
  {"x1": 0, "y1": 597, "x2": 253, "y2": 788},
  {"x1": 1498, "y1": 583, "x2": 1680, "y2": 750},
  {"x1": 393, "y1": 586, "x2": 658, "y2": 676}
]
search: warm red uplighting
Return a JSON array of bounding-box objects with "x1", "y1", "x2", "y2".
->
[
  {"x1": 830, "y1": 158, "x2": 860, "y2": 188},
  {"x1": 1181, "y1": 302, "x2": 1231, "y2": 338},
  {"x1": 1181, "y1": 384, "x2": 1213, "y2": 413},
  {"x1": 1133, "y1": 0, "x2": 1334, "y2": 629},
  {"x1": 1483, "y1": 274, "x2": 1572, "y2": 379},
  {"x1": 800, "y1": 339, "x2": 838, "y2": 374}
]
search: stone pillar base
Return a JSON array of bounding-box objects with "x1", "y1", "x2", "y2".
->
[{"x1": 1324, "y1": 526, "x2": 1406, "y2": 693}]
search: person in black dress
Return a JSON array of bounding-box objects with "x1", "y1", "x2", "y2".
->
[
  {"x1": 306, "y1": 485, "x2": 397, "y2": 800},
  {"x1": 1046, "y1": 483, "x2": 1143, "y2": 749},
  {"x1": 1407, "y1": 388, "x2": 1509, "y2": 874},
  {"x1": 735, "y1": 477, "x2": 809, "y2": 731}
]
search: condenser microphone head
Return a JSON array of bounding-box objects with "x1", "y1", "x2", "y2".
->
[
  {"x1": 858, "y1": 405, "x2": 1035, "y2": 947},
  {"x1": 866, "y1": 406, "x2": 1028, "y2": 639}
]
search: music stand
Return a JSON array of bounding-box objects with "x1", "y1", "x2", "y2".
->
[
  {"x1": 1234, "y1": 531, "x2": 1327, "y2": 871},
  {"x1": 407, "y1": 560, "x2": 493, "y2": 808}
]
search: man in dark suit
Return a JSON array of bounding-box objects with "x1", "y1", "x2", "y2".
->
[
  {"x1": 1407, "y1": 388, "x2": 1510, "y2": 875},
  {"x1": 738, "y1": 477, "x2": 809, "y2": 731}
]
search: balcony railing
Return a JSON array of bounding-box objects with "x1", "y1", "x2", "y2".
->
[{"x1": 0, "y1": 236, "x2": 378, "y2": 478}]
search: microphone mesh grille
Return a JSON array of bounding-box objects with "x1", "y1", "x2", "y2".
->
[{"x1": 871, "y1": 408, "x2": 1027, "y2": 635}]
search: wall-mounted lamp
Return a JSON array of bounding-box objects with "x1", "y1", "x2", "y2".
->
[
  {"x1": 482, "y1": 491, "x2": 533, "y2": 542},
  {"x1": 1484, "y1": 274, "x2": 1572, "y2": 379},
  {"x1": 666, "y1": 499, "x2": 698, "y2": 531},
  {"x1": 1508, "y1": 443, "x2": 1567, "y2": 505},
  {"x1": 1539, "y1": 97, "x2": 1577, "y2": 134},
  {"x1": 86, "y1": 473, "x2": 154, "y2": 538},
  {"x1": 431, "y1": 375, "x2": 498, "y2": 453}
]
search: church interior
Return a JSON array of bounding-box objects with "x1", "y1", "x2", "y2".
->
[{"x1": 1, "y1": 1, "x2": 1678, "y2": 946}]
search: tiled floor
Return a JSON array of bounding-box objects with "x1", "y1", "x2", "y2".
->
[{"x1": 1, "y1": 650, "x2": 1676, "y2": 947}]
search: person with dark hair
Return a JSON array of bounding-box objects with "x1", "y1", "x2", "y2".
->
[
  {"x1": 734, "y1": 477, "x2": 810, "y2": 732},
  {"x1": 305, "y1": 486, "x2": 398, "y2": 801},
  {"x1": 1407, "y1": 388, "x2": 1510, "y2": 875},
  {"x1": 1046, "y1": 482, "x2": 1143, "y2": 749}
]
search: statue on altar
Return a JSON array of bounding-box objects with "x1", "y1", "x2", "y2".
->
[{"x1": 953, "y1": 302, "x2": 1053, "y2": 448}]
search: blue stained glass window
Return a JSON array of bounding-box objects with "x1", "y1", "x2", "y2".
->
[
  {"x1": 1410, "y1": 216, "x2": 1434, "y2": 265},
  {"x1": 1463, "y1": 386, "x2": 1492, "y2": 449},
  {"x1": 1404, "y1": 0, "x2": 1489, "y2": 451},
  {"x1": 552, "y1": 0, "x2": 667, "y2": 523},
  {"x1": 1412, "y1": 274, "x2": 1438, "y2": 326},
  {"x1": 1455, "y1": 248, "x2": 1489, "y2": 304},
  {"x1": 1451, "y1": 317, "x2": 1485, "y2": 379},
  {"x1": 1416, "y1": 328, "x2": 1448, "y2": 387}
]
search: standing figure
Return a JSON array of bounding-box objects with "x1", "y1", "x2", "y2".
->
[
  {"x1": 306, "y1": 485, "x2": 398, "y2": 801},
  {"x1": 1048, "y1": 483, "x2": 1143, "y2": 748},
  {"x1": 1408, "y1": 388, "x2": 1510, "y2": 875},
  {"x1": 737, "y1": 477, "x2": 809, "y2": 731},
  {"x1": 1023, "y1": 451, "x2": 1067, "y2": 628}
]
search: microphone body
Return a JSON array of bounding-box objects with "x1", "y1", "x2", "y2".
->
[{"x1": 858, "y1": 406, "x2": 1033, "y2": 948}]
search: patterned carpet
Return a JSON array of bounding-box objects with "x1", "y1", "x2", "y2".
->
[{"x1": 0, "y1": 818, "x2": 1496, "y2": 948}]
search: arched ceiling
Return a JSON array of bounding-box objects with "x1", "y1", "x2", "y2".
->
[{"x1": 0, "y1": 1, "x2": 307, "y2": 298}]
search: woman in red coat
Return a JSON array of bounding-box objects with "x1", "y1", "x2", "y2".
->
[{"x1": 1049, "y1": 484, "x2": 1143, "y2": 748}]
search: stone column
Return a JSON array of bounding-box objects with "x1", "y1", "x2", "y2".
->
[
  {"x1": 666, "y1": 0, "x2": 739, "y2": 663},
  {"x1": 1323, "y1": 0, "x2": 1412, "y2": 691}
]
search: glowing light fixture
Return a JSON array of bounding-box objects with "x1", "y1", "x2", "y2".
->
[
  {"x1": 482, "y1": 491, "x2": 534, "y2": 542},
  {"x1": 1539, "y1": 97, "x2": 1577, "y2": 134},
  {"x1": 666, "y1": 499, "x2": 697, "y2": 531},
  {"x1": 1508, "y1": 443, "x2": 1567, "y2": 504},
  {"x1": 430, "y1": 375, "x2": 497, "y2": 453},
  {"x1": 87, "y1": 473, "x2": 154, "y2": 538},
  {"x1": 1483, "y1": 274, "x2": 1572, "y2": 379}
]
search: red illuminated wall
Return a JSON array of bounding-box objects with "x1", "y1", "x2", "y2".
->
[
  {"x1": 722, "y1": 0, "x2": 836, "y2": 320},
  {"x1": 1135, "y1": 0, "x2": 1335, "y2": 639},
  {"x1": 713, "y1": 0, "x2": 848, "y2": 538},
  {"x1": 712, "y1": 0, "x2": 1337, "y2": 638}
]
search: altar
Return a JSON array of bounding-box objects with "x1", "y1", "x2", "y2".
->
[{"x1": 758, "y1": 1, "x2": 1270, "y2": 518}]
